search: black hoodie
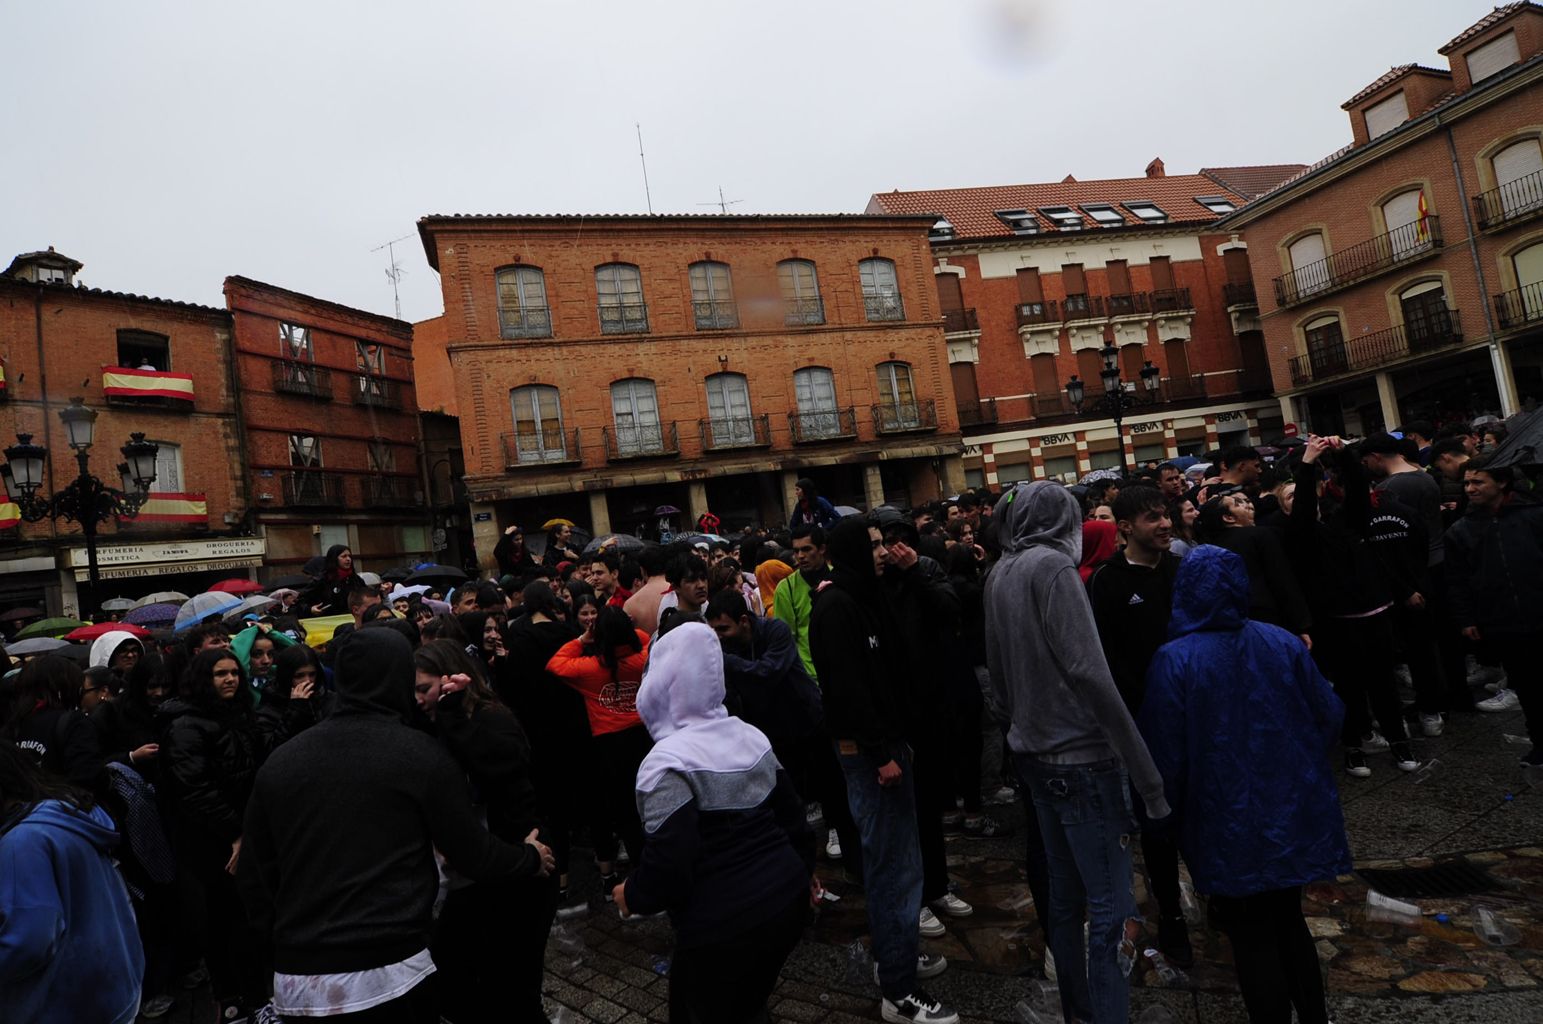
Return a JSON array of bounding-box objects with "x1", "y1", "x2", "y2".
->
[{"x1": 237, "y1": 629, "x2": 535, "y2": 975}]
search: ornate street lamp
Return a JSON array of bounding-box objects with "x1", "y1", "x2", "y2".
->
[
  {"x1": 1066, "y1": 349, "x2": 1163, "y2": 476},
  {"x1": 2, "y1": 398, "x2": 158, "y2": 618}
]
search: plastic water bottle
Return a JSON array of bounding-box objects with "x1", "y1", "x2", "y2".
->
[
  {"x1": 1179, "y1": 879, "x2": 1202, "y2": 926},
  {"x1": 1143, "y1": 948, "x2": 1188, "y2": 988},
  {"x1": 548, "y1": 922, "x2": 586, "y2": 967},
  {"x1": 1474, "y1": 907, "x2": 1521, "y2": 946}
]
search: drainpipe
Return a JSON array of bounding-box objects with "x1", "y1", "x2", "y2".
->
[
  {"x1": 31, "y1": 284, "x2": 63, "y2": 573},
  {"x1": 220, "y1": 313, "x2": 256, "y2": 536}
]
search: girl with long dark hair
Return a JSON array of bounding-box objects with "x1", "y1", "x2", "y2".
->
[
  {"x1": 0, "y1": 655, "x2": 104, "y2": 792},
  {"x1": 304, "y1": 544, "x2": 362, "y2": 616},
  {"x1": 256, "y1": 645, "x2": 333, "y2": 747}
]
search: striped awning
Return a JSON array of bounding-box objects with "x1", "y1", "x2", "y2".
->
[
  {"x1": 121, "y1": 492, "x2": 208, "y2": 524},
  {"x1": 102, "y1": 366, "x2": 195, "y2": 402}
]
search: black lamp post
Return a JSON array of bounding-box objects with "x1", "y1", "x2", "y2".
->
[
  {"x1": 2, "y1": 397, "x2": 158, "y2": 619},
  {"x1": 1065, "y1": 344, "x2": 1162, "y2": 476}
]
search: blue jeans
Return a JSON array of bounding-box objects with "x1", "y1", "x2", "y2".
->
[
  {"x1": 1017, "y1": 756, "x2": 1137, "y2": 1024},
  {"x1": 839, "y1": 745, "x2": 922, "y2": 1001}
]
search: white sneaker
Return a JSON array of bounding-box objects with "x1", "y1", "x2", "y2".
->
[
  {"x1": 882, "y1": 990, "x2": 959, "y2": 1024},
  {"x1": 985, "y1": 785, "x2": 1018, "y2": 805},
  {"x1": 1479, "y1": 688, "x2": 1521, "y2": 712},
  {"x1": 873, "y1": 953, "x2": 949, "y2": 986},
  {"x1": 1360, "y1": 730, "x2": 1391, "y2": 753},
  {"x1": 931, "y1": 893, "x2": 974, "y2": 918},
  {"x1": 805, "y1": 801, "x2": 823, "y2": 825},
  {"x1": 1043, "y1": 947, "x2": 1057, "y2": 982},
  {"x1": 1420, "y1": 713, "x2": 1445, "y2": 737},
  {"x1": 919, "y1": 906, "x2": 945, "y2": 937},
  {"x1": 825, "y1": 828, "x2": 842, "y2": 860}
]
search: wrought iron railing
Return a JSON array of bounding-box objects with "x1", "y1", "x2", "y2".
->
[
  {"x1": 1274, "y1": 217, "x2": 1442, "y2": 307},
  {"x1": 1107, "y1": 293, "x2": 1148, "y2": 317},
  {"x1": 872, "y1": 399, "x2": 938, "y2": 434},
  {"x1": 788, "y1": 407, "x2": 857, "y2": 443},
  {"x1": 942, "y1": 308, "x2": 979, "y2": 334},
  {"x1": 283, "y1": 471, "x2": 345, "y2": 507},
  {"x1": 1150, "y1": 287, "x2": 1193, "y2": 313},
  {"x1": 1496, "y1": 283, "x2": 1543, "y2": 330},
  {"x1": 1159, "y1": 374, "x2": 1206, "y2": 401},
  {"x1": 863, "y1": 293, "x2": 905, "y2": 322},
  {"x1": 1474, "y1": 168, "x2": 1543, "y2": 230},
  {"x1": 1223, "y1": 282, "x2": 1258, "y2": 307},
  {"x1": 501, "y1": 428, "x2": 581, "y2": 468},
  {"x1": 273, "y1": 360, "x2": 332, "y2": 400},
  {"x1": 958, "y1": 398, "x2": 998, "y2": 426},
  {"x1": 783, "y1": 297, "x2": 825, "y2": 326},
  {"x1": 1287, "y1": 309, "x2": 1463, "y2": 386},
  {"x1": 1063, "y1": 294, "x2": 1105, "y2": 321},
  {"x1": 699, "y1": 415, "x2": 771, "y2": 450},
  {"x1": 598, "y1": 302, "x2": 649, "y2": 334},
  {"x1": 603, "y1": 421, "x2": 679, "y2": 460},
  {"x1": 350, "y1": 375, "x2": 400, "y2": 409},
  {"x1": 1030, "y1": 393, "x2": 1074, "y2": 419},
  {"x1": 692, "y1": 300, "x2": 739, "y2": 330},
  {"x1": 365, "y1": 477, "x2": 421, "y2": 507},
  {"x1": 1016, "y1": 300, "x2": 1058, "y2": 327},
  {"x1": 498, "y1": 305, "x2": 553, "y2": 339}
]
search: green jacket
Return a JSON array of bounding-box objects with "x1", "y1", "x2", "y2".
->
[{"x1": 772, "y1": 568, "x2": 824, "y2": 684}]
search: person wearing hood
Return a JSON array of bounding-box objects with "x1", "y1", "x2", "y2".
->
[
  {"x1": 789, "y1": 477, "x2": 840, "y2": 531},
  {"x1": 613, "y1": 622, "x2": 813, "y2": 1024},
  {"x1": 304, "y1": 544, "x2": 363, "y2": 617},
  {"x1": 0, "y1": 740, "x2": 145, "y2": 1024},
  {"x1": 238, "y1": 629, "x2": 550, "y2": 1022},
  {"x1": 1077, "y1": 518, "x2": 1119, "y2": 583},
  {"x1": 229, "y1": 623, "x2": 297, "y2": 698},
  {"x1": 89, "y1": 629, "x2": 145, "y2": 678},
  {"x1": 1139, "y1": 545, "x2": 1351, "y2": 1024},
  {"x1": 810, "y1": 516, "x2": 959, "y2": 1024},
  {"x1": 983, "y1": 481, "x2": 1171, "y2": 1024}
]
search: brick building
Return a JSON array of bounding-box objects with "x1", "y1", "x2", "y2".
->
[
  {"x1": 0, "y1": 249, "x2": 252, "y2": 614},
  {"x1": 1219, "y1": 2, "x2": 1543, "y2": 435},
  {"x1": 865, "y1": 160, "x2": 1302, "y2": 485},
  {"x1": 224, "y1": 277, "x2": 432, "y2": 576},
  {"x1": 414, "y1": 213, "x2": 964, "y2": 567}
]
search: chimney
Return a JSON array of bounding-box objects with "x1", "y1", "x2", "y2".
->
[
  {"x1": 1061, "y1": 174, "x2": 1077, "y2": 184},
  {"x1": 1145, "y1": 157, "x2": 1166, "y2": 178}
]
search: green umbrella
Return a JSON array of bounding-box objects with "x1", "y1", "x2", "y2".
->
[{"x1": 14, "y1": 617, "x2": 90, "y2": 640}]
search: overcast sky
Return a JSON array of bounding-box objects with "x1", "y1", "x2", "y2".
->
[{"x1": 1, "y1": 0, "x2": 1485, "y2": 324}]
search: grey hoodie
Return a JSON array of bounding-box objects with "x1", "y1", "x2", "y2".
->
[{"x1": 983, "y1": 482, "x2": 1169, "y2": 819}]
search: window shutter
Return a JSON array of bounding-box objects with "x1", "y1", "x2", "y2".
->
[
  {"x1": 1467, "y1": 31, "x2": 1520, "y2": 83},
  {"x1": 1495, "y1": 140, "x2": 1543, "y2": 189},
  {"x1": 1364, "y1": 92, "x2": 1409, "y2": 139},
  {"x1": 1514, "y1": 243, "x2": 1543, "y2": 289},
  {"x1": 1382, "y1": 191, "x2": 1422, "y2": 232},
  {"x1": 1288, "y1": 234, "x2": 1327, "y2": 272}
]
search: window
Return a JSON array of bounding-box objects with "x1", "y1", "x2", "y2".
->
[
  {"x1": 1467, "y1": 30, "x2": 1520, "y2": 83},
  {"x1": 1040, "y1": 207, "x2": 1084, "y2": 230},
  {"x1": 688, "y1": 261, "x2": 738, "y2": 329},
  {"x1": 996, "y1": 461, "x2": 1032, "y2": 485},
  {"x1": 288, "y1": 434, "x2": 322, "y2": 467},
  {"x1": 1123, "y1": 201, "x2": 1167, "y2": 223},
  {"x1": 1082, "y1": 205, "x2": 1124, "y2": 227},
  {"x1": 495, "y1": 266, "x2": 552, "y2": 339},
  {"x1": 1493, "y1": 139, "x2": 1543, "y2": 219},
  {"x1": 1364, "y1": 91, "x2": 1409, "y2": 140},
  {"x1": 151, "y1": 442, "x2": 182, "y2": 492},
  {"x1": 1288, "y1": 233, "x2": 1330, "y2": 296},
  {"x1": 355, "y1": 341, "x2": 386, "y2": 400},
  {"x1": 1514, "y1": 242, "x2": 1543, "y2": 321},
  {"x1": 705, "y1": 373, "x2": 755, "y2": 447},
  {"x1": 1194, "y1": 195, "x2": 1237, "y2": 215},
  {"x1": 793, "y1": 366, "x2": 842, "y2": 439},
  {"x1": 929, "y1": 219, "x2": 955, "y2": 242},
  {"x1": 778, "y1": 259, "x2": 824, "y2": 325},
  {"x1": 1062, "y1": 264, "x2": 1090, "y2": 316},
  {"x1": 859, "y1": 258, "x2": 904, "y2": 321},
  {"x1": 35, "y1": 266, "x2": 67, "y2": 284},
  {"x1": 116, "y1": 330, "x2": 169, "y2": 371},
  {"x1": 510, "y1": 385, "x2": 567, "y2": 463},
  {"x1": 367, "y1": 440, "x2": 396, "y2": 474},
  {"x1": 1303, "y1": 315, "x2": 1346, "y2": 376},
  {"x1": 596, "y1": 263, "x2": 648, "y2": 334},
  {"x1": 280, "y1": 322, "x2": 311, "y2": 361},
  {"x1": 610, "y1": 378, "x2": 663, "y2": 455},
  {"x1": 1399, "y1": 281, "x2": 1450, "y2": 350},
  {"x1": 875, "y1": 361, "x2": 920, "y2": 429},
  {"x1": 996, "y1": 209, "x2": 1039, "y2": 234},
  {"x1": 1381, "y1": 189, "x2": 1429, "y2": 258},
  {"x1": 1041, "y1": 456, "x2": 1077, "y2": 482}
]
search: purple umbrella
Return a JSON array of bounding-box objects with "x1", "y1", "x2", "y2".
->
[{"x1": 124, "y1": 602, "x2": 180, "y2": 628}]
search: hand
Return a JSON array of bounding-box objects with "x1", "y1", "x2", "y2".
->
[
  {"x1": 611, "y1": 881, "x2": 630, "y2": 917},
  {"x1": 810, "y1": 876, "x2": 825, "y2": 908},
  {"x1": 129, "y1": 743, "x2": 159, "y2": 764},
  {"x1": 492, "y1": 635, "x2": 508, "y2": 658},
  {"x1": 505, "y1": 525, "x2": 520, "y2": 536},
  {"x1": 887, "y1": 541, "x2": 919, "y2": 570},
  {"x1": 256, "y1": 621, "x2": 273, "y2": 635},
  {"x1": 1302, "y1": 434, "x2": 1332, "y2": 465},
  {"x1": 442, "y1": 672, "x2": 472, "y2": 696},
  {"x1": 877, "y1": 760, "x2": 902, "y2": 787},
  {"x1": 525, "y1": 828, "x2": 555, "y2": 877},
  {"x1": 1405, "y1": 592, "x2": 1426, "y2": 610},
  {"x1": 1298, "y1": 633, "x2": 1313, "y2": 651},
  {"x1": 1463, "y1": 626, "x2": 1482, "y2": 641},
  {"x1": 225, "y1": 836, "x2": 242, "y2": 875},
  {"x1": 309, "y1": 603, "x2": 327, "y2": 615},
  {"x1": 291, "y1": 678, "x2": 316, "y2": 701},
  {"x1": 971, "y1": 544, "x2": 986, "y2": 563}
]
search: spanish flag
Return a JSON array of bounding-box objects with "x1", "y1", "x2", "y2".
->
[
  {"x1": 0, "y1": 485, "x2": 19, "y2": 530},
  {"x1": 122, "y1": 492, "x2": 208, "y2": 524},
  {"x1": 102, "y1": 366, "x2": 195, "y2": 402},
  {"x1": 1416, "y1": 191, "x2": 1431, "y2": 243}
]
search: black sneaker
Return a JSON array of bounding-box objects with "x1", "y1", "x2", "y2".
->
[
  {"x1": 881, "y1": 989, "x2": 960, "y2": 1024},
  {"x1": 1158, "y1": 915, "x2": 1194, "y2": 969},
  {"x1": 1391, "y1": 741, "x2": 1419, "y2": 772},
  {"x1": 600, "y1": 872, "x2": 621, "y2": 901},
  {"x1": 961, "y1": 815, "x2": 1011, "y2": 838},
  {"x1": 1344, "y1": 748, "x2": 1371, "y2": 778}
]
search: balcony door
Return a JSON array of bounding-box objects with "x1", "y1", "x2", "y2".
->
[
  {"x1": 1304, "y1": 316, "x2": 1347, "y2": 376},
  {"x1": 705, "y1": 373, "x2": 754, "y2": 447},
  {"x1": 289, "y1": 434, "x2": 325, "y2": 503},
  {"x1": 1399, "y1": 282, "x2": 1449, "y2": 352},
  {"x1": 876, "y1": 361, "x2": 920, "y2": 429},
  {"x1": 1382, "y1": 190, "x2": 1427, "y2": 259},
  {"x1": 1513, "y1": 242, "x2": 1543, "y2": 322},
  {"x1": 611, "y1": 378, "x2": 662, "y2": 455},
  {"x1": 1288, "y1": 234, "x2": 1330, "y2": 298},
  {"x1": 794, "y1": 366, "x2": 840, "y2": 438},
  {"x1": 511, "y1": 385, "x2": 566, "y2": 463},
  {"x1": 1494, "y1": 139, "x2": 1543, "y2": 219}
]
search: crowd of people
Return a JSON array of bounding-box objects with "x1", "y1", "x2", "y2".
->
[{"x1": 0, "y1": 427, "x2": 1537, "y2": 1024}]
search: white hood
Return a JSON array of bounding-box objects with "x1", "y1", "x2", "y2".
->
[{"x1": 89, "y1": 630, "x2": 144, "y2": 669}]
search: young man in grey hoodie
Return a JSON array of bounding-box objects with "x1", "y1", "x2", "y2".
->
[{"x1": 983, "y1": 481, "x2": 1172, "y2": 1024}]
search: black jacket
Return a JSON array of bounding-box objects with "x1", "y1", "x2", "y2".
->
[
  {"x1": 1444, "y1": 494, "x2": 1543, "y2": 636},
  {"x1": 493, "y1": 533, "x2": 539, "y2": 577},
  {"x1": 11, "y1": 707, "x2": 104, "y2": 793},
  {"x1": 430, "y1": 689, "x2": 540, "y2": 845},
  {"x1": 304, "y1": 570, "x2": 363, "y2": 617},
  {"x1": 720, "y1": 615, "x2": 823, "y2": 744},
  {"x1": 880, "y1": 552, "x2": 961, "y2": 730},
  {"x1": 1284, "y1": 459, "x2": 1404, "y2": 619},
  {"x1": 1209, "y1": 526, "x2": 1311, "y2": 633},
  {"x1": 158, "y1": 696, "x2": 265, "y2": 849},
  {"x1": 237, "y1": 630, "x2": 534, "y2": 975},
  {"x1": 1086, "y1": 551, "x2": 1182, "y2": 714}
]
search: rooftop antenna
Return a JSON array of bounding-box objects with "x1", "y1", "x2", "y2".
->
[
  {"x1": 371, "y1": 234, "x2": 413, "y2": 319},
  {"x1": 636, "y1": 123, "x2": 654, "y2": 215},
  {"x1": 697, "y1": 186, "x2": 744, "y2": 214}
]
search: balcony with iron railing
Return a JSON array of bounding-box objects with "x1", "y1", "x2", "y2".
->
[
  {"x1": 1274, "y1": 217, "x2": 1443, "y2": 307},
  {"x1": 1474, "y1": 168, "x2": 1543, "y2": 231},
  {"x1": 1223, "y1": 281, "x2": 1258, "y2": 307},
  {"x1": 692, "y1": 300, "x2": 739, "y2": 330},
  {"x1": 863, "y1": 293, "x2": 905, "y2": 322},
  {"x1": 788, "y1": 407, "x2": 858, "y2": 443},
  {"x1": 283, "y1": 470, "x2": 346, "y2": 507},
  {"x1": 272, "y1": 360, "x2": 333, "y2": 400},
  {"x1": 598, "y1": 302, "x2": 649, "y2": 335},
  {"x1": 783, "y1": 296, "x2": 825, "y2": 326},
  {"x1": 498, "y1": 305, "x2": 553, "y2": 339},
  {"x1": 1150, "y1": 287, "x2": 1193, "y2": 313},
  {"x1": 1030, "y1": 392, "x2": 1075, "y2": 420},
  {"x1": 1496, "y1": 282, "x2": 1543, "y2": 330},
  {"x1": 1106, "y1": 292, "x2": 1149, "y2": 318},
  {"x1": 1288, "y1": 309, "x2": 1464, "y2": 387},
  {"x1": 1062, "y1": 293, "x2": 1105, "y2": 321},
  {"x1": 942, "y1": 308, "x2": 980, "y2": 335},
  {"x1": 1016, "y1": 300, "x2": 1059, "y2": 327},
  {"x1": 957, "y1": 398, "x2": 998, "y2": 427},
  {"x1": 603, "y1": 421, "x2": 679, "y2": 461},
  {"x1": 699, "y1": 414, "x2": 771, "y2": 451},
  {"x1": 872, "y1": 399, "x2": 938, "y2": 434},
  {"x1": 502, "y1": 428, "x2": 582, "y2": 469},
  {"x1": 365, "y1": 476, "x2": 422, "y2": 508},
  {"x1": 1159, "y1": 374, "x2": 1208, "y2": 401},
  {"x1": 350, "y1": 375, "x2": 400, "y2": 409}
]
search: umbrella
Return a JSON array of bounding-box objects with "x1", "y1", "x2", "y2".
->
[
  {"x1": 65, "y1": 622, "x2": 153, "y2": 642},
  {"x1": 100, "y1": 597, "x2": 136, "y2": 612},
  {"x1": 832, "y1": 505, "x2": 863, "y2": 517},
  {"x1": 405, "y1": 564, "x2": 470, "y2": 587},
  {"x1": 379, "y1": 567, "x2": 413, "y2": 584},
  {"x1": 0, "y1": 607, "x2": 44, "y2": 623},
  {"x1": 1169, "y1": 456, "x2": 1201, "y2": 471},
  {"x1": 223, "y1": 594, "x2": 278, "y2": 621},
  {"x1": 542, "y1": 517, "x2": 575, "y2": 530},
  {"x1": 208, "y1": 578, "x2": 264, "y2": 596},
  {"x1": 581, "y1": 533, "x2": 649, "y2": 557},
  {"x1": 1079, "y1": 468, "x2": 1123, "y2": 485},
  {"x1": 264, "y1": 573, "x2": 315, "y2": 591},
  {"x1": 174, "y1": 592, "x2": 246, "y2": 633},
  {"x1": 15, "y1": 617, "x2": 89, "y2": 640},
  {"x1": 302, "y1": 555, "x2": 328, "y2": 576},
  {"x1": 1484, "y1": 405, "x2": 1543, "y2": 469},
  {"x1": 358, "y1": 572, "x2": 382, "y2": 587},
  {"x1": 56, "y1": 644, "x2": 90, "y2": 664},
  {"x1": 4, "y1": 637, "x2": 70, "y2": 656},
  {"x1": 124, "y1": 603, "x2": 181, "y2": 628},
  {"x1": 389, "y1": 584, "x2": 431, "y2": 601},
  {"x1": 132, "y1": 592, "x2": 188, "y2": 608},
  {"x1": 653, "y1": 505, "x2": 681, "y2": 516}
]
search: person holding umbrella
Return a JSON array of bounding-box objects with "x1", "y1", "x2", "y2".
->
[{"x1": 304, "y1": 545, "x2": 363, "y2": 617}]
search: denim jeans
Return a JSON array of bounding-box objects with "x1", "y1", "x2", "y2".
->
[
  {"x1": 1017, "y1": 756, "x2": 1137, "y2": 1024},
  {"x1": 839, "y1": 745, "x2": 922, "y2": 1001}
]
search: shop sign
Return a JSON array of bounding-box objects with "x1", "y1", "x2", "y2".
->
[
  {"x1": 1038, "y1": 432, "x2": 1074, "y2": 447},
  {"x1": 66, "y1": 537, "x2": 265, "y2": 570},
  {"x1": 76, "y1": 555, "x2": 263, "y2": 582},
  {"x1": 1215, "y1": 410, "x2": 1246, "y2": 424},
  {"x1": 1130, "y1": 421, "x2": 1164, "y2": 435}
]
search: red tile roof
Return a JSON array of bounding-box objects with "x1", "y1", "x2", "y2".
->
[
  {"x1": 1341, "y1": 64, "x2": 1452, "y2": 109},
  {"x1": 864, "y1": 173, "x2": 1251, "y2": 240},
  {"x1": 1440, "y1": 1, "x2": 1541, "y2": 54},
  {"x1": 1199, "y1": 165, "x2": 1310, "y2": 200}
]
